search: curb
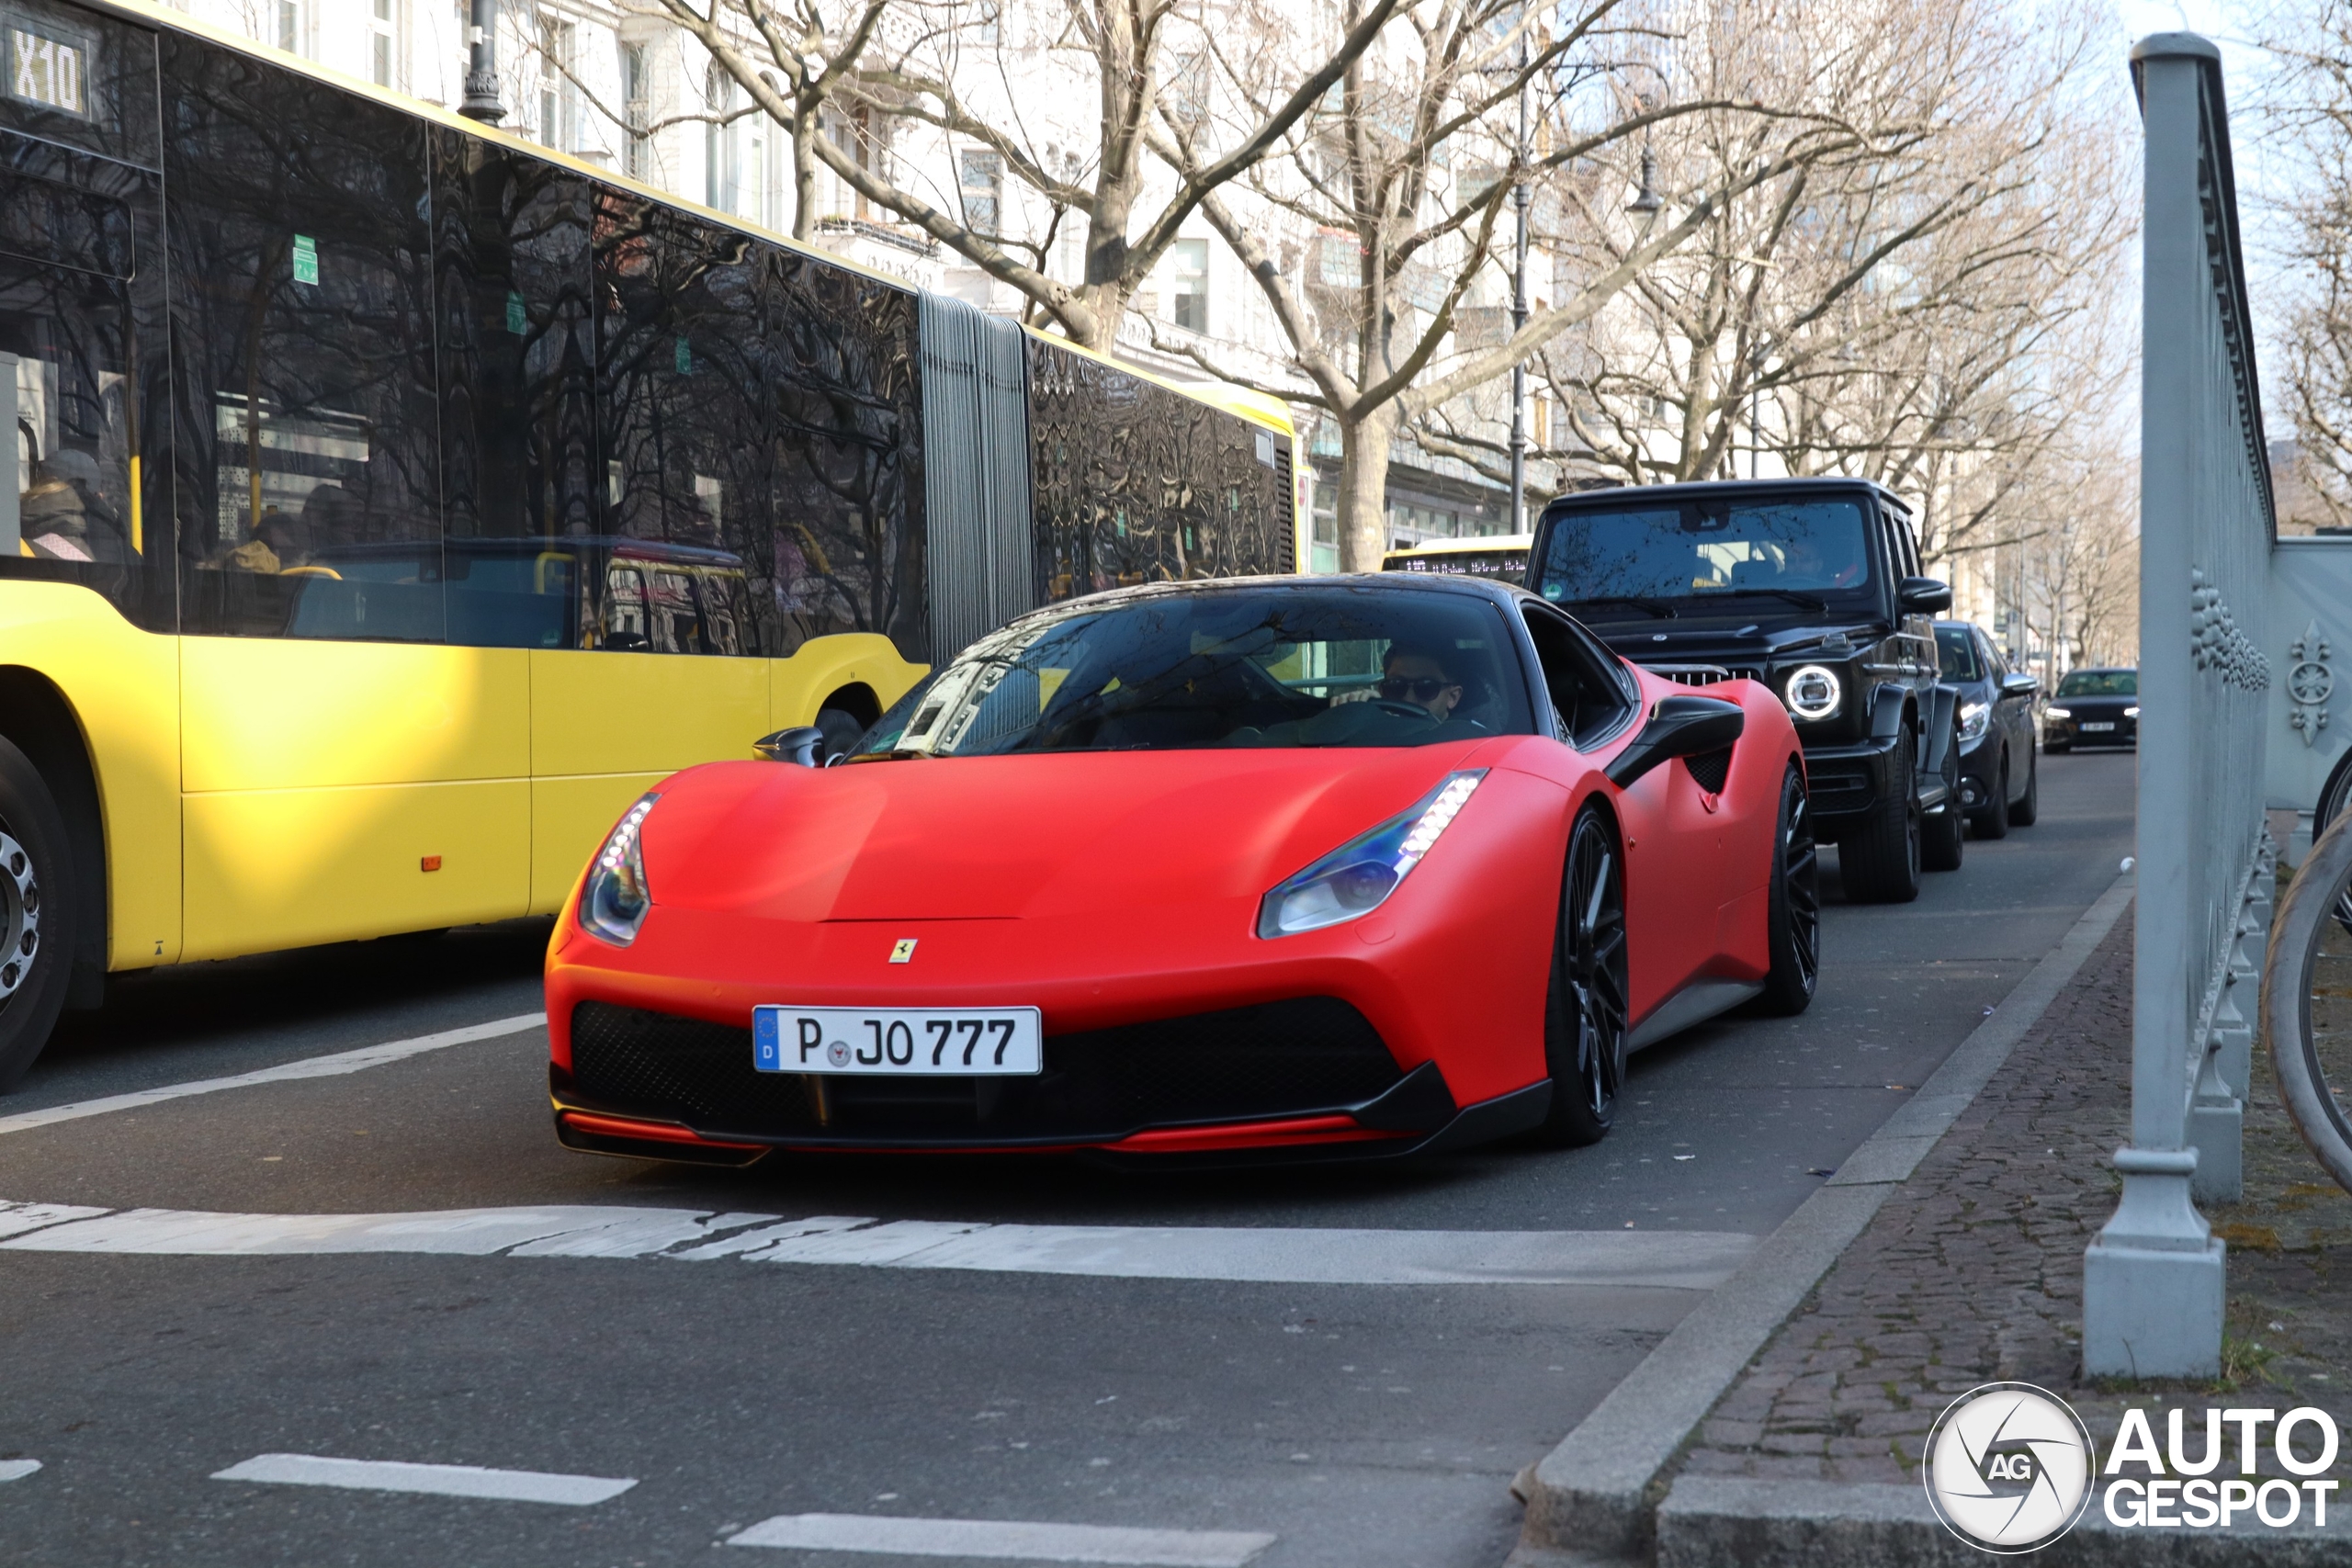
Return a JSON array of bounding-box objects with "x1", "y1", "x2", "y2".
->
[
  {"x1": 1654, "y1": 1478, "x2": 2342, "y2": 1566},
  {"x1": 1510, "y1": 870, "x2": 2138, "y2": 1562}
]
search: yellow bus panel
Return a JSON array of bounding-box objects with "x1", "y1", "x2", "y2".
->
[
  {"x1": 182, "y1": 778, "x2": 529, "y2": 961},
  {"x1": 766, "y1": 634, "x2": 926, "y2": 730},
  {"x1": 181, "y1": 639, "x2": 530, "y2": 791},
  {"x1": 528, "y1": 648, "x2": 769, "y2": 781},
  {"x1": 0, "y1": 584, "x2": 182, "y2": 970}
]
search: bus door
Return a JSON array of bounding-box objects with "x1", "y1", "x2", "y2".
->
[
  {"x1": 0, "y1": 1, "x2": 183, "y2": 968},
  {"x1": 165, "y1": 36, "x2": 528, "y2": 959}
]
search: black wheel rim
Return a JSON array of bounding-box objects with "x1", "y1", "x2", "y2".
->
[
  {"x1": 1566, "y1": 815, "x2": 1629, "y2": 1118},
  {"x1": 1784, "y1": 781, "x2": 1819, "y2": 991}
]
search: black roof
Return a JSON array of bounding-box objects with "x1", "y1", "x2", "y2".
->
[
  {"x1": 1012, "y1": 570, "x2": 1541, "y2": 626},
  {"x1": 1539, "y1": 476, "x2": 1913, "y2": 517}
]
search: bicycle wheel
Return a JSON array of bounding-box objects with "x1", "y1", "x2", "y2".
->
[{"x1": 2264, "y1": 805, "x2": 2352, "y2": 1194}]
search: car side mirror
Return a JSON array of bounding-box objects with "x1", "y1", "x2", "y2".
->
[
  {"x1": 2000, "y1": 672, "x2": 2040, "y2": 698},
  {"x1": 1898, "y1": 577, "x2": 1951, "y2": 614},
  {"x1": 1605, "y1": 694, "x2": 1747, "y2": 789},
  {"x1": 754, "y1": 725, "x2": 826, "y2": 766}
]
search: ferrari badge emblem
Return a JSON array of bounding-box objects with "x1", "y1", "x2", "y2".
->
[{"x1": 889, "y1": 938, "x2": 918, "y2": 964}]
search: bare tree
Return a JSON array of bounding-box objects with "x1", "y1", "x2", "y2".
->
[
  {"x1": 638, "y1": 0, "x2": 1414, "y2": 348},
  {"x1": 1157, "y1": 0, "x2": 1866, "y2": 569},
  {"x1": 2262, "y1": 0, "x2": 2352, "y2": 532},
  {"x1": 1414, "y1": 0, "x2": 2124, "y2": 569}
]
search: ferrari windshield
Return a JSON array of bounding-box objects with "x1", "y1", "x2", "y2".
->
[
  {"x1": 851, "y1": 586, "x2": 1532, "y2": 757},
  {"x1": 1532, "y1": 495, "x2": 1875, "y2": 616}
]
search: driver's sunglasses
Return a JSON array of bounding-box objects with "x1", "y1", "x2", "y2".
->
[{"x1": 1378, "y1": 676, "x2": 1455, "y2": 701}]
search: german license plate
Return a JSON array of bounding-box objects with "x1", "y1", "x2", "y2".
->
[
  {"x1": 2082, "y1": 721, "x2": 2115, "y2": 731},
  {"x1": 752, "y1": 1006, "x2": 1043, "y2": 1076}
]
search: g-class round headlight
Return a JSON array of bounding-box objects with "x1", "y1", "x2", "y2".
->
[{"x1": 1783, "y1": 664, "x2": 1842, "y2": 722}]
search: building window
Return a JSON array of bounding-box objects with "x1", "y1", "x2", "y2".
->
[
  {"x1": 538, "y1": 15, "x2": 577, "y2": 151},
  {"x1": 1317, "y1": 231, "x2": 1358, "y2": 287},
  {"x1": 706, "y1": 65, "x2": 741, "y2": 212},
  {"x1": 1170, "y1": 238, "x2": 1207, "y2": 333},
  {"x1": 276, "y1": 0, "x2": 301, "y2": 55},
  {"x1": 369, "y1": 0, "x2": 395, "y2": 86},
  {"x1": 959, "y1": 149, "x2": 1001, "y2": 237},
  {"x1": 620, "y1": 42, "x2": 650, "y2": 179}
]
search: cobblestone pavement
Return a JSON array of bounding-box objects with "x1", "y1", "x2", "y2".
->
[{"x1": 1678, "y1": 905, "x2": 2352, "y2": 1487}]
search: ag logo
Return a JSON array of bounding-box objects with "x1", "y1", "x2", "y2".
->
[{"x1": 1924, "y1": 1382, "x2": 2096, "y2": 1553}]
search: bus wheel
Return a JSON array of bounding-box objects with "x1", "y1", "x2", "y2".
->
[
  {"x1": 814, "y1": 706, "x2": 867, "y2": 762},
  {"x1": 0, "y1": 735, "x2": 74, "y2": 1092}
]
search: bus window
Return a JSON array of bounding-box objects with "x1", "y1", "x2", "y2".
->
[
  {"x1": 164, "y1": 33, "x2": 443, "y2": 641},
  {"x1": 0, "y1": 230, "x2": 136, "y2": 570},
  {"x1": 0, "y1": 5, "x2": 172, "y2": 628},
  {"x1": 596, "y1": 196, "x2": 763, "y2": 609},
  {"x1": 432, "y1": 130, "x2": 597, "y2": 649},
  {"x1": 600, "y1": 560, "x2": 649, "y2": 649},
  {"x1": 1028, "y1": 336, "x2": 1292, "y2": 603}
]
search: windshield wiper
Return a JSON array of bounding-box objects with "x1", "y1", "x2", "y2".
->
[
  {"x1": 1717, "y1": 586, "x2": 1826, "y2": 612},
  {"x1": 1569, "y1": 594, "x2": 1679, "y2": 619}
]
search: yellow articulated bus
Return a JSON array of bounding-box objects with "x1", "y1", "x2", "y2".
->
[{"x1": 0, "y1": 0, "x2": 1297, "y2": 1085}]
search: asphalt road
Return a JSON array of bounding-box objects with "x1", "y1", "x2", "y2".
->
[{"x1": 0, "y1": 750, "x2": 2135, "y2": 1568}]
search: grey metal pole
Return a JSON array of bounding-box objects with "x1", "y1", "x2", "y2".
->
[
  {"x1": 1509, "y1": 33, "x2": 1529, "y2": 536},
  {"x1": 460, "y1": 0, "x2": 504, "y2": 122}
]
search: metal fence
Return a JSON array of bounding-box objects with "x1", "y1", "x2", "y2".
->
[{"x1": 2082, "y1": 33, "x2": 2275, "y2": 1381}]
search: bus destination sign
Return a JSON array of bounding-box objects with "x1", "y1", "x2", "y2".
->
[{"x1": 9, "y1": 24, "x2": 85, "y2": 116}]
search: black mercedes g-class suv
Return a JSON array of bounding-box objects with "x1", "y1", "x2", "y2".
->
[{"x1": 1527, "y1": 478, "x2": 1961, "y2": 903}]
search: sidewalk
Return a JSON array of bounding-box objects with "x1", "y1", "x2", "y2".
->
[{"x1": 1513, "y1": 900, "x2": 2352, "y2": 1565}]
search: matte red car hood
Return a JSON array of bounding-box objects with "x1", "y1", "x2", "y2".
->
[{"x1": 643, "y1": 745, "x2": 1497, "y2": 924}]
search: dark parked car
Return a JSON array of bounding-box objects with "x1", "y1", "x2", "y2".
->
[
  {"x1": 1933, "y1": 621, "x2": 2041, "y2": 837},
  {"x1": 2044, "y1": 668, "x2": 2138, "y2": 751},
  {"x1": 1528, "y1": 478, "x2": 1962, "y2": 903}
]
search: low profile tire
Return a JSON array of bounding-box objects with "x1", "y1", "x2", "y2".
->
[
  {"x1": 814, "y1": 705, "x2": 867, "y2": 762},
  {"x1": 1754, "y1": 762, "x2": 1820, "y2": 1016},
  {"x1": 1532, "y1": 807, "x2": 1630, "y2": 1147},
  {"x1": 1838, "y1": 725, "x2": 1922, "y2": 904},
  {"x1": 1970, "y1": 751, "x2": 2010, "y2": 840},
  {"x1": 2008, "y1": 746, "x2": 2039, "y2": 827},
  {"x1": 0, "y1": 736, "x2": 75, "y2": 1093}
]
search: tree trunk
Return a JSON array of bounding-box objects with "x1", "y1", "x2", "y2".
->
[
  {"x1": 1336, "y1": 404, "x2": 1396, "y2": 572},
  {"x1": 791, "y1": 108, "x2": 819, "y2": 243}
]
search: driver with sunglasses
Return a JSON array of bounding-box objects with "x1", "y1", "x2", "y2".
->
[
  {"x1": 1332, "y1": 641, "x2": 1465, "y2": 721},
  {"x1": 1374, "y1": 643, "x2": 1464, "y2": 720}
]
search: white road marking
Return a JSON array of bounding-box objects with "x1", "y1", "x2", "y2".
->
[
  {"x1": 724, "y1": 1513, "x2": 1275, "y2": 1564},
  {"x1": 0, "y1": 1014, "x2": 547, "y2": 1138},
  {"x1": 0, "y1": 1459, "x2": 40, "y2": 1482},
  {"x1": 0, "y1": 1199, "x2": 1754, "y2": 1288},
  {"x1": 211, "y1": 1452, "x2": 635, "y2": 1506}
]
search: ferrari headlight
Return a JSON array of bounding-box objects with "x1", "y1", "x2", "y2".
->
[
  {"x1": 2045, "y1": 706, "x2": 2072, "y2": 720},
  {"x1": 2124, "y1": 705, "x2": 2140, "y2": 717},
  {"x1": 1958, "y1": 700, "x2": 1989, "y2": 743},
  {"x1": 580, "y1": 793, "x2": 660, "y2": 946},
  {"x1": 1258, "y1": 771, "x2": 1486, "y2": 938},
  {"x1": 1783, "y1": 664, "x2": 1842, "y2": 721}
]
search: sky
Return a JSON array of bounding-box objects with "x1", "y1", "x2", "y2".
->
[{"x1": 2113, "y1": 0, "x2": 2299, "y2": 423}]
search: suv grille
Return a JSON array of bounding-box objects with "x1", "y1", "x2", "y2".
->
[
  {"x1": 1641, "y1": 662, "x2": 1764, "y2": 686},
  {"x1": 564, "y1": 997, "x2": 1406, "y2": 1145}
]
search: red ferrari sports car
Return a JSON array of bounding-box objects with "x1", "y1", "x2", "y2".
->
[{"x1": 545, "y1": 575, "x2": 1817, "y2": 1165}]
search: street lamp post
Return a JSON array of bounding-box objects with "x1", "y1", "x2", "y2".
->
[
  {"x1": 1509, "y1": 37, "x2": 1531, "y2": 536},
  {"x1": 460, "y1": 0, "x2": 505, "y2": 122}
]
